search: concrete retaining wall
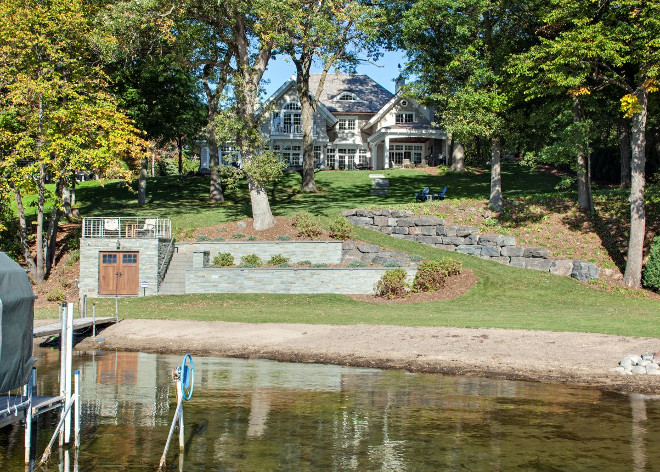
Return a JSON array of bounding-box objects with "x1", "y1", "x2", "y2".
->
[
  {"x1": 185, "y1": 267, "x2": 416, "y2": 294},
  {"x1": 341, "y1": 209, "x2": 600, "y2": 281},
  {"x1": 176, "y1": 241, "x2": 343, "y2": 264}
]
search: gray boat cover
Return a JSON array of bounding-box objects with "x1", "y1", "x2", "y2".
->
[{"x1": 0, "y1": 252, "x2": 35, "y2": 393}]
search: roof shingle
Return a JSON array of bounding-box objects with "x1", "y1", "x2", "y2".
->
[{"x1": 308, "y1": 73, "x2": 393, "y2": 114}]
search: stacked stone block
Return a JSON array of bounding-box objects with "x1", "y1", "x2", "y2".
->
[{"x1": 341, "y1": 209, "x2": 599, "y2": 281}]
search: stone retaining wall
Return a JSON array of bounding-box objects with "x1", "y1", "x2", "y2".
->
[
  {"x1": 185, "y1": 267, "x2": 417, "y2": 294},
  {"x1": 342, "y1": 209, "x2": 600, "y2": 281},
  {"x1": 176, "y1": 241, "x2": 343, "y2": 264}
]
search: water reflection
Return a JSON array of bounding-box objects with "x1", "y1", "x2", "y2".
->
[{"x1": 1, "y1": 348, "x2": 660, "y2": 471}]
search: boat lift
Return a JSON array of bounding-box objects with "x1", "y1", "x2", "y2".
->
[
  {"x1": 159, "y1": 353, "x2": 194, "y2": 470},
  {"x1": 0, "y1": 302, "x2": 81, "y2": 467}
]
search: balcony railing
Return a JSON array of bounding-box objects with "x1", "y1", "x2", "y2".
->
[{"x1": 82, "y1": 217, "x2": 172, "y2": 239}]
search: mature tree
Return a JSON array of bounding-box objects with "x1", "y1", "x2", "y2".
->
[
  {"x1": 400, "y1": 0, "x2": 540, "y2": 211},
  {"x1": 97, "y1": 0, "x2": 233, "y2": 203},
  {"x1": 275, "y1": 0, "x2": 381, "y2": 192},
  {"x1": 512, "y1": 0, "x2": 660, "y2": 287},
  {"x1": 0, "y1": 0, "x2": 146, "y2": 282}
]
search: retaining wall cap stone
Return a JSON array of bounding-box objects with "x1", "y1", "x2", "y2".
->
[
  {"x1": 456, "y1": 226, "x2": 479, "y2": 237},
  {"x1": 357, "y1": 243, "x2": 381, "y2": 253}
]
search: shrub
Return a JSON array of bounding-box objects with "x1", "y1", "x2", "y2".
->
[
  {"x1": 291, "y1": 212, "x2": 322, "y2": 238},
  {"x1": 410, "y1": 254, "x2": 423, "y2": 262},
  {"x1": 311, "y1": 263, "x2": 328, "y2": 268},
  {"x1": 196, "y1": 234, "x2": 209, "y2": 241},
  {"x1": 412, "y1": 258, "x2": 463, "y2": 292},
  {"x1": 231, "y1": 233, "x2": 246, "y2": 239},
  {"x1": 212, "y1": 236, "x2": 225, "y2": 242},
  {"x1": 328, "y1": 217, "x2": 353, "y2": 240},
  {"x1": 277, "y1": 262, "x2": 291, "y2": 268},
  {"x1": 46, "y1": 289, "x2": 65, "y2": 302},
  {"x1": 348, "y1": 260, "x2": 366, "y2": 268},
  {"x1": 268, "y1": 254, "x2": 290, "y2": 265},
  {"x1": 276, "y1": 235, "x2": 291, "y2": 241},
  {"x1": 213, "y1": 253, "x2": 234, "y2": 267},
  {"x1": 67, "y1": 249, "x2": 80, "y2": 267},
  {"x1": 384, "y1": 261, "x2": 401, "y2": 268},
  {"x1": 375, "y1": 269, "x2": 409, "y2": 299},
  {"x1": 241, "y1": 254, "x2": 262, "y2": 266},
  {"x1": 643, "y1": 236, "x2": 660, "y2": 292},
  {"x1": 298, "y1": 260, "x2": 312, "y2": 266},
  {"x1": 246, "y1": 235, "x2": 257, "y2": 241}
]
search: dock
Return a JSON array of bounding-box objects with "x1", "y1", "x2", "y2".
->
[
  {"x1": 34, "y1": 317, "x2": 118, "y2": 338},
  {"x1": 0, "y1": 395, "x2": 65, "y2": 429}
]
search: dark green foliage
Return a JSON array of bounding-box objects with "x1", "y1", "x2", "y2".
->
[
  {"x1": 348, "y1": 260, "x2": 366, "y2": 268},
  {"x1": 292, "y1": 212, "x2": 322, "y2": 238},
  {"x1": 276, "y1": 235, "x2": 291, "y2": 241},
  {"x1": 231, "y1": 233, "x2": 246, "y2": 239},
  {"x1": 241, "y1": 254, "x2": 262, "y2": 267},
  {"x1": 328, "y1": 217, "x2": 353, "y2": 240},
  {"x1": 412, "y1": 258, "x2": 463, "y2": 293},
  {"x1": 375, "y1": 268, "x2": 409, "y2": 299},
  {"x1": 196, "y1": 234, "x2": 209, "y2": 241},
  {"x1": 213, "y1": 253, "x2": 234, "y2": 267},
  {"x1": 642, "y1": 237, "x2": 660, "y2": 292},
  {"x1": 268, "y1": 254, "x2": 290, "y2": 265}
]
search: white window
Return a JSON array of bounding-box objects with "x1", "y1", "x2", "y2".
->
[
  {"x1": 337, "y1": 92, "x2": 358, "y2": 101},
  {"x1": 281, "y1": 102, "x2": 302, "y2": 133},
  {"x1": 390, "y1": 144, "x2": 424, "y2": 165},
  {"x1": 338, "y1": 118, "x2": 356, "y2": 131},
  {"x1": 395, "y1": 113, "x2": 414, "y2": 124},
  {"x1": 314, "y1": 146, "x2": 323, "y2": 166},
  {"x1": 220, "y1": 144, "x2": 240, "y2": 165},
  {"x1": 281, "y1": 145, "x2": 302, "y2": 166},
  {"x1": 326, "y1": 148, "x2": 336, "y2": 169}
]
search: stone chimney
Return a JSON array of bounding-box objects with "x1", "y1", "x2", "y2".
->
[{"x1": 395, "y1": 76, "x2": 405, "y2": 93}]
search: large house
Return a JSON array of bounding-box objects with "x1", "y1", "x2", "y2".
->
[{"x1": 199, "y1": 73, "x2": 448, "y2": 171}]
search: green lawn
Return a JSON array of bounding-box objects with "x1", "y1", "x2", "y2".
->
[{"x1": 26, "y1": 164, "x2": 660, "y2": 336}]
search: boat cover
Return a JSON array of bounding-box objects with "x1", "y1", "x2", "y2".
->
[{"x1": 0, "y1": 252, "x2": 35, "y2": 393}]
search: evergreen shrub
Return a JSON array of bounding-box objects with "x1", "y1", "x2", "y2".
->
[{"x1": 643, "y1": 236, "x2": 660, "y2": 292}]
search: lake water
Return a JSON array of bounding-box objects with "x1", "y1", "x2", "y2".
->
[{"x1": 1, "y1": 347, "x2": 660, "y2": 471}]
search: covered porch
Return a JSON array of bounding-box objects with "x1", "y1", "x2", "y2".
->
[{"x1": 367, "y1": 127, "x2": 448, "y2": 170}]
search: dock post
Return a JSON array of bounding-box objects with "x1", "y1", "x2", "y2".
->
[
  {"x1": 92, "y1": 304, "x2": 96, "y2": 338},
  {"x1": 64, "y1": 303, "x2": 74, "y2": 444},
  {"x1": 24, "y1": 368, "x2": 35, "y2": 465},
  {"x1": 59, "y1": 303, "x2": 68, "y2": 446},
  {"x1": 74, "y1": 370, "x2": 80, "y2": 448},
  {"x1": 178, "y1": 379, "x2": 184, "y2": 451}
]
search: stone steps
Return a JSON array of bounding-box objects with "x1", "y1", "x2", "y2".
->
[{"x1": 158, "y1": 251, "x2": 191, "y2": 295}]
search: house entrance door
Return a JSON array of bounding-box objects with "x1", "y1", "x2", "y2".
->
[{"x1": 99, "y1": 252, "x2": 139, "y2": 295}]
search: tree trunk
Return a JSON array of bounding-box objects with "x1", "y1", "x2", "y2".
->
[
  {"x1": 45, "y1": 196, "x2": 59, "y2": 277},
  {"x1": 450, "y1": 143, "x2": 466, "y2": 172},
  {"x1": 11, "y1": 183, "x2": 37, "y2": 276},
  {"x1": 623, "y1": 87, "x2": 647, "y2": 288},
  {"x1": 208, "y1": 135, "x2": 224, "y2": 203},
  {"x1": 138, "y1": 158, "x2": 147, "y2": 206},
  {"x1": 619, "y1": 117, "x2": 631, "y2": 189},
  {"x1": 574, "y1": 99, "x2": 592, "y2": 210},
  {"x1": 299, "y1": 87, "x2": 317, "y2": 192},
  {"x1": 35, "y1": 165, "x2": 46, "y2": 283},
  {"x1": 248, "y1": 175, "x2": 276, "y2": 230},
  {"x1": 177, "y1": 136, "x2": 184, "y2": 176},
  {"x1": 489, "y1": 137, "x2": 503, "y2": 211},
  {"x1": 61, "y1": 177, "x2": 74, "y2": 221}
]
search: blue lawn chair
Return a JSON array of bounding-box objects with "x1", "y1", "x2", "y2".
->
[
  {"x1": 433, "y1": 186, "x2": 447, "y2": 200},
  {"x1": 415, "y1": 187, "x2": 430, "y2": 201}
]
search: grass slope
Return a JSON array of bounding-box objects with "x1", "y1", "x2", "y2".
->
[{"x1": 29, "y1": 164, "x2": 660, "y2": 336}]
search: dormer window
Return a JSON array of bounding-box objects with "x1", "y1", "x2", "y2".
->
[
  {"x1": 337, "y1": 92, "x2": 359, "y2": 101},
  {"x1": 395, "y1": 112, "x2": 414, "y2": 124}
]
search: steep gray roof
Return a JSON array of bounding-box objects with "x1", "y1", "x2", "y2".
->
[{"x1": 309, "y1": 74, "x2": 393, "y2": 114}]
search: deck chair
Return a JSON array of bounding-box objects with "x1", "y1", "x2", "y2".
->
[
  {"x1": 415, "y1": 187, "x2": 430, "y2": 202},
  {"x1": 103, "y1": 218, "x2": 120, "y2": 237},
  {"x1": 136, "y1": 218, "x2": 157, "y2": 237},
  {"x1": 433, "y1": 186, "x2": 447, "y2": 200}
]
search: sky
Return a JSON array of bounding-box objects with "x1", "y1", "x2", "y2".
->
[{"x1": 260, "y1": 49, "x2": 409, "y2": 98}]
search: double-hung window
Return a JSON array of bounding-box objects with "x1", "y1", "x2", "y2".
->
[{"x1": 395, "y1": 113, "x2": 414, "y2": 124}]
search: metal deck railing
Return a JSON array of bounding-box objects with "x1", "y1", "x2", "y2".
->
[{"x1": 82, "y1": 217, "x2": 172, "y2": 239}]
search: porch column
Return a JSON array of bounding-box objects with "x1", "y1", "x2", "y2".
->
[
  {"x1": 384, "y1": 136, "x2": 390, "y2": 169},
  {"x1": 369, "y1": 144, "x2": 377, "y2": 170}
]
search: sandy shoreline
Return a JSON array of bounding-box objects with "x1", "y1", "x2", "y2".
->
[{"x1": 38, "y1": 318, "x2": 660, "y2": 394}]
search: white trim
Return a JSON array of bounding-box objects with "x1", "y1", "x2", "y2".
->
[
  {"x1": 367, "y1": 127, "x2": 447, "y2": 146},
  {"x1": 363, "y1": 93, "x2": 424, "y2": 130}
]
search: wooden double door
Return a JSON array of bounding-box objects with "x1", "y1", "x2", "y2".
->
[{"x1": 99, "y1": 251, "x2": 139, "y2": 295}]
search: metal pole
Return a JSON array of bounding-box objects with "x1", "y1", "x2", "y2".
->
[
  {"x1": 83, "y1": 295, "x2": 87, "y2": 319},
  {"x1": 74, "y1": 370, "x2": 80, "y2": 448},
  {"x1": 115, "y1": 295, "x2": 118, "y2": 322},
  {"x1": 178, "y1": 380, "x2": 184, "y2": 451},
  {"x1": 92, "y1": 304, "x2": 96, "y2": 338},
  {"x1": 159, "y1": 383, "x2": 182, "y2": 470},
  {"x1": 64, "y1": 303, "x2": 74, "y2": 444},
  {"x1": 24, "y1": 368, "x2": 34, "y2": 465},
  {"x1": 59, "y1": 303, "x2": 67, "y2": 446}
]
